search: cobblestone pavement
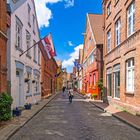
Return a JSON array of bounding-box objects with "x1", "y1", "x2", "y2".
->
[{"x1": 9, "y1": 93, "x2": 140, "y2": 140}]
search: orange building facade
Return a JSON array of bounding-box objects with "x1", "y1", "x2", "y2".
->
[
  {"x1": 82, "y1": 14, "x2": 103, "y2": 99},
  {"x1": 41, "y1": 56, "x2": 58, "y2": 98},
  {"x1": 0, "y1": 0, "x2": 8, "y2": 93}
]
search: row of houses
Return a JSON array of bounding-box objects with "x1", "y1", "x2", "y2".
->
[
  {"x1": 74, "y1": 0, "x2": 140, "y2": 115},
  {"x1": 0, "y1": 0, "x2": 63, "y2": 109}
]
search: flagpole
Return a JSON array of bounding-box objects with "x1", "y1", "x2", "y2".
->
[{"x1": 19, "y1": 33, "x2": 51, "y2": 57}]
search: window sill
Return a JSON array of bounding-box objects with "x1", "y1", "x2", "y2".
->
[
  {"x1": 125, "y1": 92, "x2": 134, "y2": 95},
  {"x1": 34, "y1": 92, "x2": 41, "y2": 96}
]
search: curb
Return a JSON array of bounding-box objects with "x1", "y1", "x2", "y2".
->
[
  {"x1": 112, "y1": 114, "x2": 140, "y2": 131},
  {"x1": 0, "y1": 93, "x2": 58, "y2": 140},
  {"x1": 90, "y1": 101, "x2": 140, "y2": 131}
]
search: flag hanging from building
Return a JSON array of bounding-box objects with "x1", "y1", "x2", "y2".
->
[
  {"x1": 20, "y1": 33, "x2": 56, "y2": 61},
  {"x1": 38, "y1": 33, "x2": 56, "y2": 60}
]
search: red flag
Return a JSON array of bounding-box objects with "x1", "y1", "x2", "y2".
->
[{"x1": 44, "y1": 34, "x2": 56, "y2": 57}]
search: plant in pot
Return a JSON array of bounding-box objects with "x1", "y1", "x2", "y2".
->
[
  {"x1": 24, "y1": 103, "x2": 32, "y2": 110},
  {"x1": 91, "y1": 93, "x2": 98, "y2": 99},
  {"x1": 12, "y1": 107, "x2": 22, "y2": 117}
]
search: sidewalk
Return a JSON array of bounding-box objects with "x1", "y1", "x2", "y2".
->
[
  {"x1": 76, "y1": 92, "x2": 140, "y2": 131},
  {"x1": 0, "y1": 93, "x2": 58, "y2": 140}
]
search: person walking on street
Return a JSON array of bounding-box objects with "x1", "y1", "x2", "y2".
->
[{"x1": 69, "y1": 89, "x2": 73, "y2": 103}]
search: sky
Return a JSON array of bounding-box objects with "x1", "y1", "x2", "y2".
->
[{"x1": 35, "y1": 0, "x2": 102, "y2": 73}]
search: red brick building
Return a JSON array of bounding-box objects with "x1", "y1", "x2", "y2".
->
[
  {"x1": 103, "y1": 0, "x2": 140, "y2": 114},
  {"x1": 0, "y1": 0, "x2": 8, "y2": 93},
  {"x1": 41, "y1": 56, "x2": 58, "y2": 98},
  {"x1": 82, "y1": 14, "x2": 103, "y2": 99}
]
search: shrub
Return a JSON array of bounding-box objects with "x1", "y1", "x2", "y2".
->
[
  {"x1": 97, "y1": 78, "x2": 104, "y2": 98},
  {"x1": 0, "y1": 92, "x2": 13, "y2": 121}
]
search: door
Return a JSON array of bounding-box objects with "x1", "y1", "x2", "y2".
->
[{"x1": 16, "y1": 70, "x2": 22, "y2": 107}]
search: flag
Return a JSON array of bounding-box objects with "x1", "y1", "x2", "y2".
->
[
  {"x1": 38, "y1": 33, "x2": 56, "y2": 61},
  {"x1": 44, "y1": 33, "x2": 56, "y2": 57},
  {"x1": 20, "y1": 33, "x2": 56, "y2": 61}
]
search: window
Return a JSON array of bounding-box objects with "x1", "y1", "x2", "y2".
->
[
  {"x1": 28, "y1": 4, "x2": 31, "y2": 26},
  {"x1": 93, "y1": 74, "x2": 96, "y2": 86},
  {"x1": 115, "y1": 19, "x2": 121, "y2": 46},
  {"x1": 38, "y1": 49, "x2": 40, "y2": 65},
  {"x1": 127, "y1": 2, "x2": 135, "y2": 36},
  {"x1": 107, "y1": 2, "x2": 111, "y2": 16},
  {"x1": 88, "y1": 36, "x2": 92, "y2": 49},
  {"x1": 113, "y1": 64, "x2": 120, "y2": 98},
  {"x1": 107, "y1": 68, "x2": 112, "y2": 96},
  {"x1": 107, "y1": 30, "x2": 111, "y2": 53},
  {"x1": 26, "y1": 73, "x2": 31, "y2": 94},
  {"x1": 90, "y1": 75, "x2": 92, "y2": 86},
  {"x1": 26, "y1": 30, "x2": 31, "y2": 56},
  {"x1": 16, "y1": 16, "x2": 23, "y2": 49},
  {"x1": 33, "y1": 40, "x2": 37, "y2": 62},
  {"x1": 34, "y1": 76, "x2": 39, "y2": 93},
  {"x1": 126, "y1": 58, "x2": 134, "y2": 92},
  {"x1": 33, "y1": 15, "x2": 35, "y2": 33}
]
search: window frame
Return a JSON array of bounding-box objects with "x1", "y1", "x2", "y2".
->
[{"x1": 115, "y1": 19, "x2": 121, "y2": 46}]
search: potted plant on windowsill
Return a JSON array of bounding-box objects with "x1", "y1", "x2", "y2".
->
[{"x1": 24, "y1": 103, "x2": 32, "y2": 110}]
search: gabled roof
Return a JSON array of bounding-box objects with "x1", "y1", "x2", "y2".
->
[{"x1": 87, "y1": 14, "x2": 103, "y2": 45}]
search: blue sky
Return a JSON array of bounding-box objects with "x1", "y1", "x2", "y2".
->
[{"x1": 35, "y1": 0, "x2": 102, "y2": 73}]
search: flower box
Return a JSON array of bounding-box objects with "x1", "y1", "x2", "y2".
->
[{"x1": 24, "y1": 103, "x2": 32, "y2": 110}]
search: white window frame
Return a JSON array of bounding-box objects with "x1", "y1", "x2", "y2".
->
[
  {"x1": 126, "y1": 58, "x2": 134, "y2": 93},
  {"x1": 115, "y1": 19, "x2": 121, "y2": 46},
  {"x1": 107, "y1": 30, "x2": 111, "y2": 53},
  {"x1": 16, "y1": 17, "x2": 22, "y2": 49},
  {"x1": 107, "y1": 2, "x2": 111, "y2": 16},
  {"x1": 127, "y1": 2, "x2": 135, "y2": 37}
]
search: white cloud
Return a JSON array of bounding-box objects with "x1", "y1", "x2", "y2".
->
[
  {"x1": 62, "y1": 44, "x2": 83, "y2": 68},
  {"x1": 68, "y1": 41, "x2": 74, "y2": 46},
  {"x1": 64, "y1": 0, "x2": 74, "y2": 8},
  {"x1": 35, "y1": 0, "x2": 75, "y2": 28}
]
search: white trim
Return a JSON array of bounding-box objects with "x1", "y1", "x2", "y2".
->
[
  {"x1": 87, "y1": 14, "x2": 97, "y2": 45},
  {"x1": 83, "y1": 47, "x2": 96, "y2": 64}
]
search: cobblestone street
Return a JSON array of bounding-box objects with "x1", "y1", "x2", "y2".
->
[{"x1": 9, "y1": 93, "x2": 140, "y2": 140}]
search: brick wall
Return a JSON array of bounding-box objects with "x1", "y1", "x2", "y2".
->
[
  {"x1": 0, "y1": 0, "x2": 7, "y2": 93},
  {"x1": 103, "y1": 0, "x2": 140, "y2": 114}
]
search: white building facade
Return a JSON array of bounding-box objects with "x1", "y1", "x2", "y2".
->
[{"x1": 7, "y1": 0, "x2": 41, "y2": 108}]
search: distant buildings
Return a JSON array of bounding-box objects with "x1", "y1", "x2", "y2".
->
[{"x1": 41, "y1": 57, "x2": 58, "y2": 98}]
